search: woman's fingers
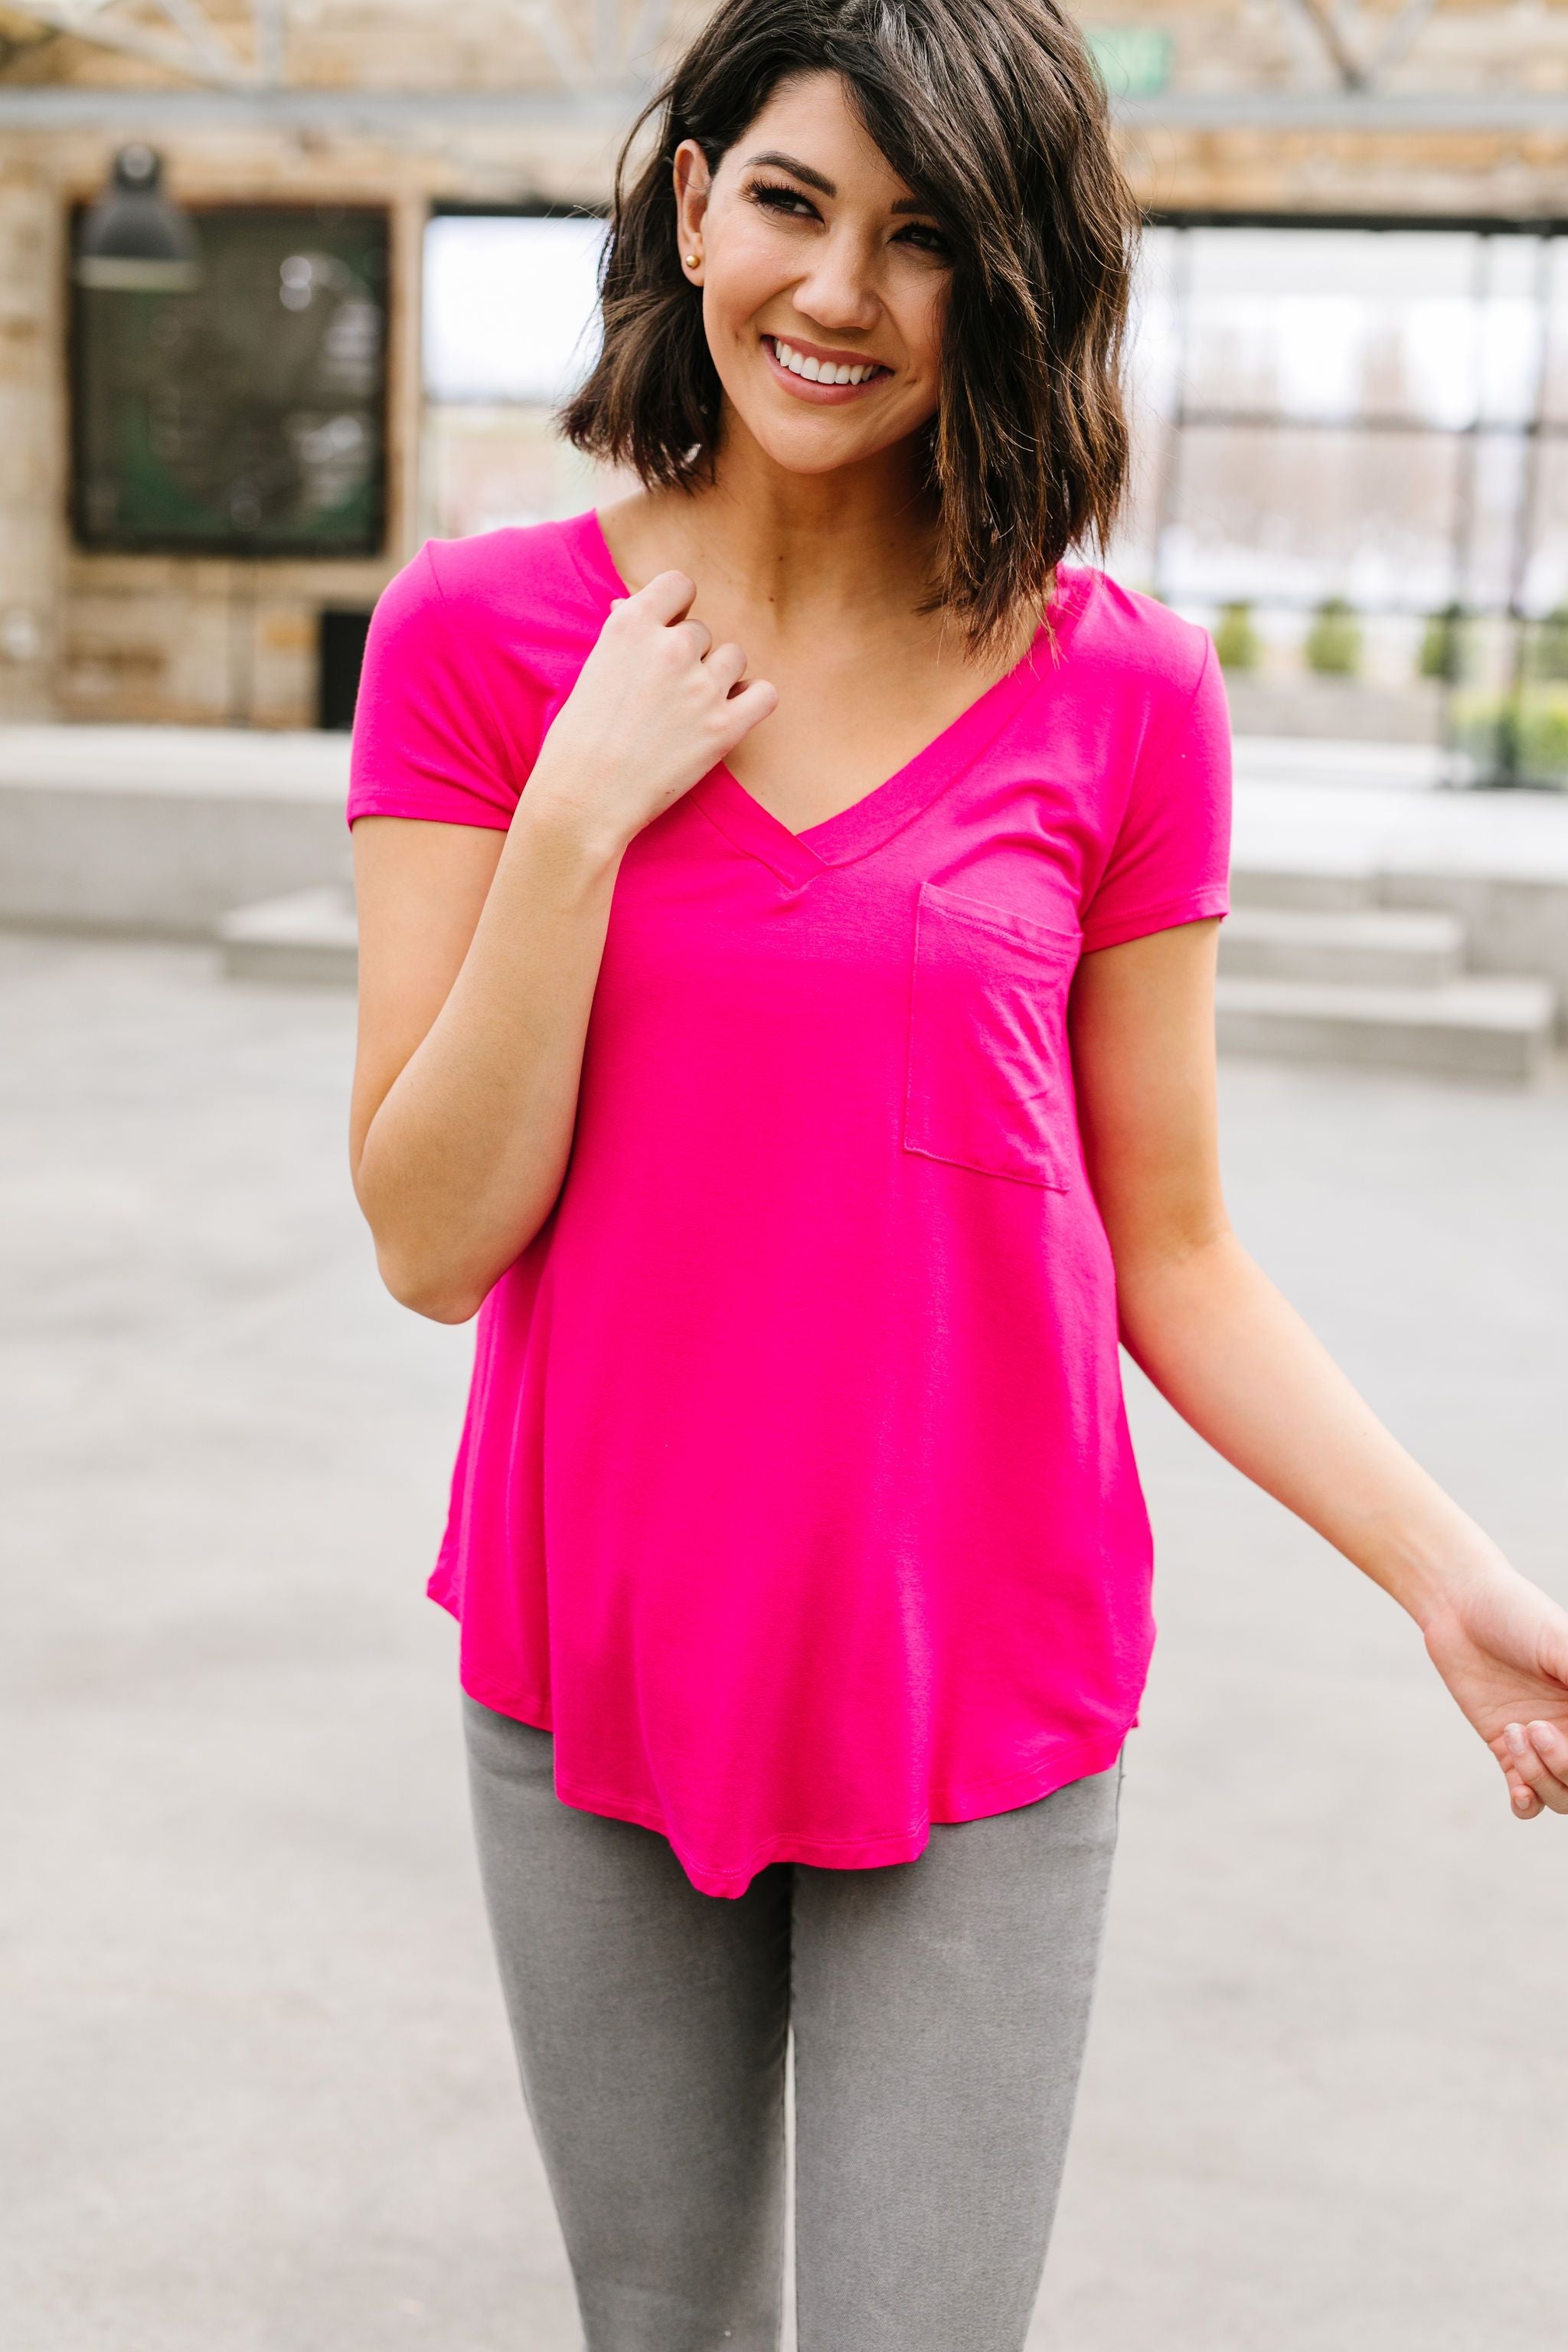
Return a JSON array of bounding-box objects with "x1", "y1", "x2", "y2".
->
[
  {"x1": 634, "y1": 568, "x2": 697, "y2": 623},
  {"x1": 726, "y1": 676, "x2": 779, "y2": 732},
  {"x1": 1494, "y1": 1731, "x2": 1545, "y2": 1815},
  {"x1": 704, "y1": 640, "x2": 747, "y2": 694},
  {"x1": 1526, "y1": 1716, "x2": 1568, "y2": 1775},
  {"x1": 673, "y1": 615, "x2": 713, "y2": 660},
  {"x1": 1501, "y1": 1720, "x2": 1568, "y2": 1815}
]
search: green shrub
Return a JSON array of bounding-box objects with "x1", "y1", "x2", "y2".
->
[
  {"x1": 1418, "y1": 604, "x2": 1468, "y2": 684},
  {"x1": 1212, "y1": 601, "x2": 1260, "y2": 672},
  {"x1": 1305, "y1": 596, "x2": 1363, "y2": 677},
  {"x1": 1528, "y1": 606, "x2": 1568, "y2": 684},
  {"x1": 1449, "y1": 687, "x2": 1568, "y2": 785}
]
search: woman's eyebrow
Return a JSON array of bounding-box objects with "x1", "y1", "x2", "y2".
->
[
  {"x1": 743, "y1": 149, "x2": 836, "y2": 195},
  {"x1": 740, "y1": 149, "x2": 930, "y2": 215}
]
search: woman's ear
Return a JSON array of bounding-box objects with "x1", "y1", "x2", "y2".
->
[{"x1": 672, "y1": 139, "x2": 712, "y2": 279}]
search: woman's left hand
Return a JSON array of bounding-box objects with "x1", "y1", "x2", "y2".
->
[{"x1": 1421, "y1": 1563, "x2": 1568, "y2": 1818}]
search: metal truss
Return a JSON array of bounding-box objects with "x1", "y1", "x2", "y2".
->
[
  {"x1": 0, "y1": 0, "x2": 280, "y2": 85},
  {"x1": 1278, "y1": 0, "x2": 1456, "y2": 91},
  {"x1": 0, "y1": 0, "x2": 677, "y2": 90},
  {"x1": 0, "y1": 1, "x2": 1555, "y2": 125}
]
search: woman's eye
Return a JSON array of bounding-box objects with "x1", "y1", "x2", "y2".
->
[
  {"x1": 749, "y1": 181, "x2": 820, "y2": 220},
  {"x1": 743, "y1": 178, "x2": 949, "y2": 256}
]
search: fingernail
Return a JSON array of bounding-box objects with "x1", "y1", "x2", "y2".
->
[
  {"x1": 1508, "y1": 1724, "x2": 1528, "y2": 1755},
  {"x1": 1514, "y1": 1788, "x2": 1534, "y2": 1811}
]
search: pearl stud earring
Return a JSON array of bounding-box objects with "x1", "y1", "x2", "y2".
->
[{"x1": 685, "y1": 253, "x2": 699, "y2": 267}]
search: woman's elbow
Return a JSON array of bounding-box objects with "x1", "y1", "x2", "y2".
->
[
  {"x1": 353, "y1": 1151, "x2": 552, "y2": 1324},
  {"x1": 375, "y1": 1245, "x2": 488, "y2": 1325}
]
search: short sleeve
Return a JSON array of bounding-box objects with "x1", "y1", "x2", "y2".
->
[
  {"x1": 346, "y1": 541, "x2": 519, "y2": 831},
  {"x1": 1078, "y1": 635, "x2": 1232, "y2": 954}
]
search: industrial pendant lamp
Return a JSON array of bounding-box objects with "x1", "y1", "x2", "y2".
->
[{"x1": 75, "y1": 146, "x2": 200, "y2": 292}]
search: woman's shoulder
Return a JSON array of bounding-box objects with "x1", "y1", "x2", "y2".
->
[
  {"x1": 1054, "y1": 564, "x2": 1214, "y2": 707},
  {"x1": 374, "y1": 511, "x2": 609, "y2": 645}
]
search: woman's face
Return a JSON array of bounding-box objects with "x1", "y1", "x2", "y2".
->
[{"x1": 674, "y1": 70, "x2": 953, "y2": 478}]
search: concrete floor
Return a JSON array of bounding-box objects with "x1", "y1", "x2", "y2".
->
[{"x1": 3, "y1": 930, "x2": 1566, "y2": 2352}]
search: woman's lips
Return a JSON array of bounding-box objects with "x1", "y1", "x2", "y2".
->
[{"x1": 761, "y1": 334, "x2": 891, "y2": 403}]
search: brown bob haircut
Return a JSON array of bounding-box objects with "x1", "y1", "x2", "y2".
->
[{"x1": 560, "y1": 0, "x2": 1138, "y2": 649}]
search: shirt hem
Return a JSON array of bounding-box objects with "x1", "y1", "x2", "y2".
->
[
  {"x1": 1079, "y1": 884, "x2": 1230, "y2": 955},
  {"x1": 432, "y1": 1578, "x2": 1134, "y2": 1897},
  {"x1": 347, "y1": 790, "x2": 511, "y2": 831},
  {"x1": 553, "y1": 1727, "x2": 1132, "y2": 1900},
  {"x1": 429, "y1": 1576, "x2": 559, "y2": 1729}
]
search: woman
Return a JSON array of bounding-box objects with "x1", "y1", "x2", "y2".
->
[{"x1": 346, "y1": 3, "x2": 1568, "y2": 2344}]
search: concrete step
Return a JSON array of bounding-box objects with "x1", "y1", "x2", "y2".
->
[
  {"x1": 1228, "y1": 851, "x2": 1379, "y2": 912},
  {"x1": 0, "y1": 724, "x2": 350, "y2": 937},
  {"x1": 217, "y1": 884, "x2": 357, "y2": 985},
  {"x1": 1219, "y1": 905, "x2": 1465, "y2": 986},
  {"x1": 1216, "y1": 973, "x2": 1557, "y2": 1083},
  {"x1": 219, "y1": 888, "x2": 1557, "y2": 1085}
]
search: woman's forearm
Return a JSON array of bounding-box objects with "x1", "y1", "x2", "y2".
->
[
  {"x1": 1113, "y1": 1228, "x2": 1508, "y2": 1628},
  {"x1": 354, "y1": 789, "x2": 625, "y2": 1321}
]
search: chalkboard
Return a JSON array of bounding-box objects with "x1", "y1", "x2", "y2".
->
[{"x1": 71, "y1": 205, "x2": 389, "y2": 557}]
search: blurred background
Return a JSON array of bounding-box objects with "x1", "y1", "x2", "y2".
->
[
  {"x1": 0, "y1": 0, "x2": 1566, "y2": 767},
  {"x1": 3, "y1": 8, "x2": 1567, "y2": 2352}
]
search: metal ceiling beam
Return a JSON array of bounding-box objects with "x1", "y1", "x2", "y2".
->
[
  {"x1": 1278, "y1": 0, "x2": 1449, "y2": 91},
  {"x1": 1, "y1": 82, "x2": 1566, "y2": 132},
  {"x1": 1282, "y1": 0, "x2": 1365, "y2": 90},
  {"x1": 0, "y1": 0, "x2": 680, "y2": 92},
  {"x1": 250, "y1": 0, "x2": 283, "y2": 85},
  {"x1": 0, "y1": 78, "x2": 649, "y2": 128},
  {"x1": 0, "y1": 0, "x2": 250, "y2": 84},
  {"x1": 1120, "y1": 88, "x2": 1568, "y2": 130}
]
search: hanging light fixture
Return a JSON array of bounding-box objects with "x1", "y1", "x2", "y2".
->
[{"x1": 75, "y1": 147, "x2": 200, "y2": 293}]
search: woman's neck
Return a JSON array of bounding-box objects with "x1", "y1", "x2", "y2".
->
[{"x1": 609, "y1": 422, "x2": 943, "y2": 642}]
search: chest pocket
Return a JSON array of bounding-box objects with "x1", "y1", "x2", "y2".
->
[{"x1": 902, "y1": 881, "x2": 1081, "y2": 1190}]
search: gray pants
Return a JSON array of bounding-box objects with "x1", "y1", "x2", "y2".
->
[{"x1": 463, "y1": 1694, "x2": 1123, "y2": 2352}]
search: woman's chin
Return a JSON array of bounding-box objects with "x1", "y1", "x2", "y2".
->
[{"x1": 728, "y1": 406, "x2": 923, "y2": 480}]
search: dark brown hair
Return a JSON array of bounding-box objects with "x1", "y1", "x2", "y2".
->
[{"x1": 560, "y1": 0, "x2": 1138, "y2": 648}]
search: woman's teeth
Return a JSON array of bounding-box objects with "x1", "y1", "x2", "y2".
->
[{"x1": 770, "y1": 338, "x2": 880, "y2": 386}]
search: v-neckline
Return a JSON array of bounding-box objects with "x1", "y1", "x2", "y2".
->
[{"x1": 568, "y1": 506, "x2": 1093, "y2": 884}]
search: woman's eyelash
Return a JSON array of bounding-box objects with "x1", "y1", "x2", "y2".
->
[
  {"x1": 748, "y1": 178, "x2": 819, "y2": 216},
  {"x1": 746, "y1": 179, "x2": 950, "y2": 253}
]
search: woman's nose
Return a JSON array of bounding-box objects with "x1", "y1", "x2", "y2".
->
[{"x1": 792, "y1": 234, "x2": 882, "y2": 335}]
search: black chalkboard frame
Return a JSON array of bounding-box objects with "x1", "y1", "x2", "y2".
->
[{"x1": 68, "y1": 201, "x2": 392, "y2": 560}]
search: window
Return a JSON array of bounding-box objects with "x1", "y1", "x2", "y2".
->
[
  {"x1": 1107, "y1": 217, "x2": 1568, "y2": 780},
  {"x1": 71, "y1": 205, "x2": 389, "y2": 557},
  {"x1": 421, "y1": 207, "x2": 609, "y2": 542}
]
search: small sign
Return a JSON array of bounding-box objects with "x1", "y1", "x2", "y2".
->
[{"x1": 1086, "y1": 27, "x2": 1174, "y2": 99}]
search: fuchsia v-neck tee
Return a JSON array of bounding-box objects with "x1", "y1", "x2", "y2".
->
[{"x1": 348, "y1": 508, "x2": 1231, "y2": 1898}]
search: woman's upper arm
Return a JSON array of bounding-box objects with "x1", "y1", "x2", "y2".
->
[
  {"x1": 1067, "y1": 916, "x2": 1230, "y2": 1276},
  {"x1": 348, "y1": 815, "x2": 505, "y2": 1183}
]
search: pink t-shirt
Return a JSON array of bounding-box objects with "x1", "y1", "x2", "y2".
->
[{"x1": 348, "y1": 508, "x2": 1231, "y2": 1897}]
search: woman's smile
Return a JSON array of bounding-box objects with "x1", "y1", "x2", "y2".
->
[{"x1": 760, "y1": 331, "x2": 893, "y2": 400}]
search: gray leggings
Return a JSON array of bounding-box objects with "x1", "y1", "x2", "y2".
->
[{"x1": 463, "y1": 1694, "x2": 1123, "y2": 2352}]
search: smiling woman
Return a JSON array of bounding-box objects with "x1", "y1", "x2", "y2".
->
[
  {"x1": 344, "y1": 2, "x2": 1568, "y2": 2347},
  {"x1": 561, "y1": 0, "x2": 1134, "y2": 648}
]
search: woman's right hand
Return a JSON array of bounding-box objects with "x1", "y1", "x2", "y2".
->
[{"x1": 524, "y1": 570, "x2": 777, "y2": 855}]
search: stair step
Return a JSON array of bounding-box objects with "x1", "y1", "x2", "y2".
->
[
  {"x1": 1216, "y1": 974, "x2": 1557, "y2": 1083},
  {"x1": 1229, "y1": 852, "x2": 1380, "y2": 912},
  {"x1": 1220, "y1": 905, "x2": 1465, "y2": 986},
  {"x1": 220, "y1": 887, "x2": 1557, "y2": 1084},
  {"x1": 217, "y1": 884, "x2": 357, "y2": 985}
]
